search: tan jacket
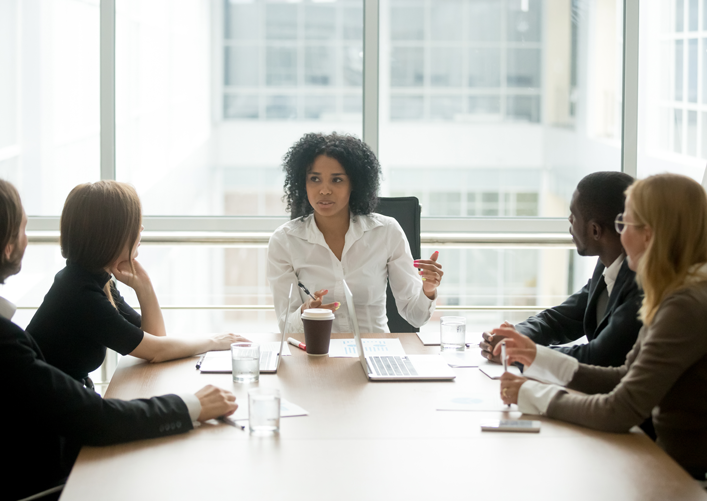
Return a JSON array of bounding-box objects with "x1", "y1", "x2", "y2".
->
[{"x1": 548, "y1": 281, "x2": 707, "y2": 475}]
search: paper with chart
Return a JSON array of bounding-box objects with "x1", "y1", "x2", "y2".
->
[
  {"x1": 327, "y1": 338, "x2": 406, "y2": 358},
  {"x1": 478, "y1": 360, "x2": 522, "y2": 379},
  {"x1": 232, "y1": 398, "x2": 309, "y2": 422},
  {"x1": 416, "y1": 330, "x2": 483, "y2": 347},
  {"x1": 436, "y1": 393, "x2": 519, "y2": 412}
]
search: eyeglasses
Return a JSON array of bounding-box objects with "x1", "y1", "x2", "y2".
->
[{"x1": 614, "y1": 212, "x2": 642, "y2": 234}]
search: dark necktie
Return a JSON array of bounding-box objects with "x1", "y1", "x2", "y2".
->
[{"x1": 595, "y1": 275, "x2": 609, "y2": 325}]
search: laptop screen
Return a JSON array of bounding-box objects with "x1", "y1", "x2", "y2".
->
[
  {"x1": 276, "y1": 283, "x2": 294, "y2": 370},
  {"x1": 342, "y1": 280, "x2": 369, "y2": 374}
]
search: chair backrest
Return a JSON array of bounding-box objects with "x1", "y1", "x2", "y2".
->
[
  {"x1": 375, "y1": 197, "x2": 421, "y2": 333},
  {"x1": 289, "y1": 196, "x2": 422, "y2": 333}
]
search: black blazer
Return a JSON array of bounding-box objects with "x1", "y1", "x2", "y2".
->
[
  {"x1": 515, "y1": 258, "x2": 642, "y2": 367},
  {"x1": 0, "y1": 316, "x2": 193, "y2": 501}
]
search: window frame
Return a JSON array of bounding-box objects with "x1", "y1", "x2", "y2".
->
[{"x1": 25, "y1": 0, "x2": 639, "y2": 241}]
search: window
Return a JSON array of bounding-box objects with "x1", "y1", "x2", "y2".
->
[
  {"x1": 0, "y1": 0, "x2": 100, "y2": 216},
  {"x1": 387, "y1": 0, "x2": 543, "y2": 123},
  {"x1": 638, "y1": 0, "x2": 707, "y2": 181},
  {"x1": 3, "y1": 0, "x2": 631, "y2": 364},
  {"x1": 115, "y1": 0, "x2": 363, "y2": 217}
]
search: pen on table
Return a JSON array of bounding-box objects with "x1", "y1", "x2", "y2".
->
[
  {"x1": 288, "y1": 337, "x2": 307, "y2": 351},
  {"x1": 219, "y1": 415, "x2": 245, "y2": 430},
  {"x1": 297, "y1": 281, "x2": 317, "y2": 300},
  {"x1": 501, "y1": 340, "x2": 510, "y2": 408},
  {"x1": 195, "y1": 354, "x2": 206, "y2": 370}
]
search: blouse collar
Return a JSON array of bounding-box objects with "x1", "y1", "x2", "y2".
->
[{"x1": 66, "y1": 260, "x2": 112, "y2": 288}]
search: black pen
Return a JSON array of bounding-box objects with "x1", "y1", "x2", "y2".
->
[
  {"x1": 297, "y1": 281, "x2": 316, "y2": 300},
  {"x1": 195, "y1": 354, "x2": 206, "y2": 370},
  {"x1": 219, "y1": 416, "x2": 245, "y2": 430}
]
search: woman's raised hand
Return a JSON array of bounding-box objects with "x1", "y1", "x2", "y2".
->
[
  {"x1": 111, "y1": 259, "x2": 152, "y2": 293},
  {"x1": 415, "y1": 251, "x2": 444, "y2": 299},
  {"x1": 491, "y1": 325, "x2": 538, "y2": 367},
  {"x1": 300, "y1": 289, "x2": 340, "y2": 313}
]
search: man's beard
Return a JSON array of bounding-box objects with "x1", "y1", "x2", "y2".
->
[{"x1": 3, "y1": 242, "x2": 24, "y2": 280}]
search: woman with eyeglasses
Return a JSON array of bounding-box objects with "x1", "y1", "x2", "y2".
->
[{"x1": 494, "y1": 173, "x2": 707, "y2": 480}]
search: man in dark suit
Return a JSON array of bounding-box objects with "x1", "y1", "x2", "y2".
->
[
  {"x1": 481, "y1": 171, "x2": 642, "y2": 367},
  {"x1": 0, "y1": 180, "x2": 238, "y2": 501}
]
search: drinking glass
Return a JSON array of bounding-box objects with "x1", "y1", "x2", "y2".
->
[
  {"x1": 231, "y1": 342, "x2": 260, "y2": 383},
  {"x1": 248, "y1": 388, "x2": 281, "y2": 434},
  {"x1": 440, "y1": 316, "x2": 466, "y2": 352}
]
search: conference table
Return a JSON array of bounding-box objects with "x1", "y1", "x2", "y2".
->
[{"x1": 61, "y1": 332, "x2": 707, "y2": 501}]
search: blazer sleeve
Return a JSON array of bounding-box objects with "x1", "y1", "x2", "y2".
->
[
  {"x1": 1, "y1": 322, "x2": 193, "y2": 445},
  {"x1": 515, "y1": 280, "x2": 590, "y2": 346},
  {"x1": 553, "y1": 284, "x2": 642, "y2": 366},
  {"x1": 546, "y1": 291, "x2": 707, "y2": 433}
]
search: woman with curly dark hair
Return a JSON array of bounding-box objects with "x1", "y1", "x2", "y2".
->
[{"x1": 267, "y1": 132, "x2": 443, "y2": 334}]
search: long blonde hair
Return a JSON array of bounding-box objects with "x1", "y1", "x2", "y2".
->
[
  {"x1": 628, "y1": 173, "x2": 707, "y2": 325},
  {"x1": 60, "y1": 181, "x2": 142, "y2": 307}
]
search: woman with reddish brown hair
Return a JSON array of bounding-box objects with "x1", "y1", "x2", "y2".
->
[{"x1": 27, "y1": 181, "x2": 246, "y2": 386}]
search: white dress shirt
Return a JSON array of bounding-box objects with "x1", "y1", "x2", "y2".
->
[
  {"x1": 267, "y1": 213, "x2": 436, "y2": 334},
  {"x1": 517, "y1": 345, "x2": 579, "y2": 415},
  {"x1": 0, "y1": 295, "x2": 201, "y2": 421},
  {"x1": 603, "y1": 253, "x2": 625, "y2": 296}
]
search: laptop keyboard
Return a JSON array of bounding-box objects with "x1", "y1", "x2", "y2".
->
[
  {"x1": 369, "y1": 356, "x2": 418, "y2": 376},
  {"x1": 260, "y1": 351, "x2": 274, "y2": 368}
]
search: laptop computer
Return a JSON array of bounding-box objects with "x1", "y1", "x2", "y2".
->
[
  {"x1": 343, "y1": 280, "x2": 456, "y2": 381},
  {"x1": 260, "y1": 283, "x2": 294, "y2": 373},
  {"x1": 199, "y1": 283, "x2": 293, "y2": 374}
]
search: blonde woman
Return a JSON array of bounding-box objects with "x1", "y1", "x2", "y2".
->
[
  {"x1": 27, "y1": 181, "x2": 247, "y2": 386},
  {"x1": 491, "y1": 173, "x2": 707, "y2": 479}
]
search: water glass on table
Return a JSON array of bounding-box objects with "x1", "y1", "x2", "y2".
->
[
  {"x1": 440, "y1": 316, "x2": 466, "y2": 352},
  {"x1": 248, "y1": 388, "x2": 281, "y2": 434},
  {"x1": 231, "y1": 342, "x2": 260, "y2": 383}
]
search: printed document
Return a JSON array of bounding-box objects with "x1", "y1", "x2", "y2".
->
[{"x1": 327, "y1": 338, "x2": 406, "y2": 358}]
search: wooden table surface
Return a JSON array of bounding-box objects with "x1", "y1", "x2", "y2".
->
[{"x1": 60, "y1": 332, "x2": 707, "y2": 501}]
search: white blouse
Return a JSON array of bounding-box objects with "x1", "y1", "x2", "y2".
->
[{"x1": 267, "y1": 213, "x2": 436, "y2": 334}]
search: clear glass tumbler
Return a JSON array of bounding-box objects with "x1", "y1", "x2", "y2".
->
[
  {"x1": 231, "y1": 342, "x2": 260, "y2": 383},
  {"x1": 248, "y1": 388, "x2": 281, "y2": 434},
  {"x1": 440, "y1": 316, "x2": 466, "y2": 352}
]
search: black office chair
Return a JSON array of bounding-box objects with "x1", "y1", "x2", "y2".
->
[
  {"x1": 289, "y1": 196, "x2": 422, "y2": 333},
  {"x1": 374, "y1": 197, "x2": 421, "y2": 333}
]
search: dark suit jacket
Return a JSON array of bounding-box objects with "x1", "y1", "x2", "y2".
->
[
  {"x1": 515, "y1": 258, "x2": 642, "y2": 367},
  {"x1": 0, "y1": 316, "x2": 193, "y2": 501}
]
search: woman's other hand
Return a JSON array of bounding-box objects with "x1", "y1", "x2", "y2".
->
[
  {"x1": 111, "y1": 258, "x2": 152, "y2": 293},
  {"x1": 499, "y1": 373, "x2": 528, "y2": 405},
  {"x1": 491, "y1": 325, "x2": 538, "y2": 367},
  {"x1": 210, "y1": 333, "x2": 251, "y2": 350},
  {"x1": 300, "y1": 289, "x2": 340, "y2": 313},
  {"x1": 415, "y1": 251, "x2": 443, "y2": 299}
]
